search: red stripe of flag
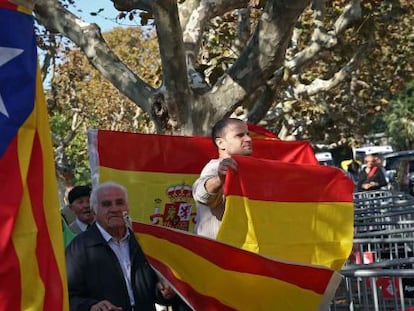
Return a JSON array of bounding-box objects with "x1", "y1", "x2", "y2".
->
[
  {"x1": 132, "y1": 222, "x2": 334, "y2": 294},
  {"x1": 252, "y1": 139, "x2": 317, "y2": 164},
  {"x1": 96, "y1": 131, "x2": 318, "y2": 174},
  {"x1": 28, "y1": 133, "x2": 64, "y2": 310},
  {"x1": 97, "y1": 130, "x2": 216, "y2": 174},
  {"x1": 0, "y1": 137, "x2": 22, "y2": 311},
  {"x1": 0, "y1": 0, "x2": 17, "y2": 10},
  {"x1": 226, "y1": 155, "x2": 353, "y2": 202}
]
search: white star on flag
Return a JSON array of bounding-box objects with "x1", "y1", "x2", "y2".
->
[{"x1": 0, "y1": 47, "x2": 24, "y2": 118}]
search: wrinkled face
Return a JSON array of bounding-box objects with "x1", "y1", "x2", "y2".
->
[
  {"x1": 70, "y1": 196, "x2": 95, "y2": 224},
  {"x1": 95, "y1": 186, "x2": 128, "y2": 233},
  {"x1": 216, "y1": 122, "x2": 253, "y2": 157}
]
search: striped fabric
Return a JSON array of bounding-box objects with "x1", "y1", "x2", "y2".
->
[
  {"x1": 0, "y1": 2, "x2": 68, "y2": 310},
  {"x1": 132, "y1": 221, "x2": 342, "y2": 311},
  {"x1": 218, "y1": 156, "x2": 354, "y2": 270},
  {"x1": 88, "y1": 130, "x2": 318, "y2": 230},
  {"x1": 90, "y1": 130, "x2": 352, "y2": 309},
  {"x1": 129, "y1": 155, "x2": 353, "y2": 309}
]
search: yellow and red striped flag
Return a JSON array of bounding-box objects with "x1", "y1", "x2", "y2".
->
[
  {"x1": 0, "y1": 2, "x2": 68, "y2": 310},
  {"x1": 132, "y1": 221, "x2": 342, "y2": 311},
  {"x1": 218, "y1": 156, "x2": 354, "y2": 271},
  {"x1": 88, "y1": 130, "x2": 318, "y2": 231}
]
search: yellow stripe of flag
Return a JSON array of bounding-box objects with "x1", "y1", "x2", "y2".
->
[
  {"x1": 219, "y1": 197, "x2": 354, "y2": 270},
  {"x1": 100, "y1": 166, "x2": 199, "y2": 230}
]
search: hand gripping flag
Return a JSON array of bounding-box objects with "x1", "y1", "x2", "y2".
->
[
  {"x1": 218, "y1": 156, "x2": 354, "y2": 271},
  {"x1": 0, "y1": 2, "x2": 68, "y2": 310},
  {"x1": 132, "y1": 221, "x2": 342, "y2": 311}
]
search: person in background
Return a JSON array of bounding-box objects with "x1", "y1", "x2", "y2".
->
[
  {"x1": 346, "y1": 160, "x2": 360, "y2": 186},
  {"x1": 66, "y1": 181, "x2": 177, "y2": 311},
  {"x1": 357, "y1": 154, "x2": 388, "y2": 192},
  {"x1": 192, "y1": 118, "x2": 253, "y2": 239},
  {"x1": 67, "y1": 184, "x2": 95, "y2": 234}
]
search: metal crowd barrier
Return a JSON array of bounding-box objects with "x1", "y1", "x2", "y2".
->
[{"x1": 330, "y1": 191, "x2": 414, "y2": 311}]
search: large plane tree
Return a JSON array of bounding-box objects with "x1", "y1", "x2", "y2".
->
[{"x1": 33, "y1": 0, "x2": 412, "y2": 138}]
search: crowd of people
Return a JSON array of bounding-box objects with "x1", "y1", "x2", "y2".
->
[
  {"x1": 64, "y1": 117, "x2": 387, "y2": 310},
  {"x1": 64, "y1": 181, "x2": 193, "y2": 311},
  {"x1": 63, "y1": 118, "x2": 250, "y2": 311}
]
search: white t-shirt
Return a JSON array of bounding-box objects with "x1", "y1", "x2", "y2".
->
[{"x1": 192, "y1": 159, "x2": 225, "y2": 239}]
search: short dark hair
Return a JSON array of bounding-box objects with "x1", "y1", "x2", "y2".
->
[
  {"x1": 211, "y1": 118, "x2": 244, "y2": 147},
  {"x1": 348, "y1": 161, "x2": 360, "y2": 173}
]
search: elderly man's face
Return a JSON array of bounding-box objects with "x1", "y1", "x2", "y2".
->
[
  {"x1": 95, "y1": 186, "x2": 128, "y2": 233},
  {"x1": 70, "y1": 196, "x2": 94, "y2": 224}
]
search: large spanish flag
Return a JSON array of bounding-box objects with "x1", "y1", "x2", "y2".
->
[
  {"x1": 218, "y1": 156, "x2": 354, "y2": 271},
  {"x1": 88, "y1": 129, "x2": 318, "y2": 232},
  {"x1": 132, "y1": 221, "x2": 342, "y2": 310},
  {"x1": 0, "y1": 2, "x2": 68, "y2": 310}
]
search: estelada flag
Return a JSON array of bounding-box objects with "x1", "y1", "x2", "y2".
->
[
  {"x1": 0, "y1": 2, "x2": 68, "y2": 310},
  {"x1": 132, "y1": 221, "x2": 342, "y2": 311},
  {"x1": 218, "y1": 155, "x2": 354, "y2": 271},
  {"x1": 88, "y1": 129, "x2": 318, "y2": 231}
]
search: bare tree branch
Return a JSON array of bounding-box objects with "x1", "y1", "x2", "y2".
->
[
  {"x1": 208, "y1": 0, "x2": 310, "y2": 117},
  {"x1": 182, "y1": 0, "x2": 248, "y2": 56},
  {"x1": 334, "y1": 0, "x2": 362, "y2": 35},
  {"x1": 247, "y1": 0, "x2": 362, "y2": 124},
  {"x1": 34, "y1": 0, "x2": 154, "y2": 113},
  {"x1": 235, "y1": 8, "x2": 251, "y2": 52},
  {"x1": 248, "y1": 0, "x2": 361, "y2": 122},
  {"x1": 179, "y1": 0, "x2": 202, "y2": 34},
  {"x1": 293, "y1": 44, "x2": 367, "y2": 97},
  {"x1": 41, "y1": 51, "x2": 52, "y2": 82},
  {"x1": 152, "y1": 0, "x2": 191, "y2": 128},
  {"x1": 181, "y1": 0, "x2": 250, "y2": 94},
  {"x1": 285, "y1": 0, "x2": 361, "y2": 73},
  {"x1": 247, "y1": 85, "x2": 277, "y2": 123}
]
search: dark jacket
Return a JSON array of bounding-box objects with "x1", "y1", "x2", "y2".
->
[
  {"x1": 357, "y1": 166, "x2": 388, "y2": 192},
  {"x1": 66, "y1": 224, "x2": 167, "y2": 311}
]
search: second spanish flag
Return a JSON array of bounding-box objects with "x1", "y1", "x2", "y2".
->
[{"x1": 218, "y1": 156, "x2": 354, "y2": 271}]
